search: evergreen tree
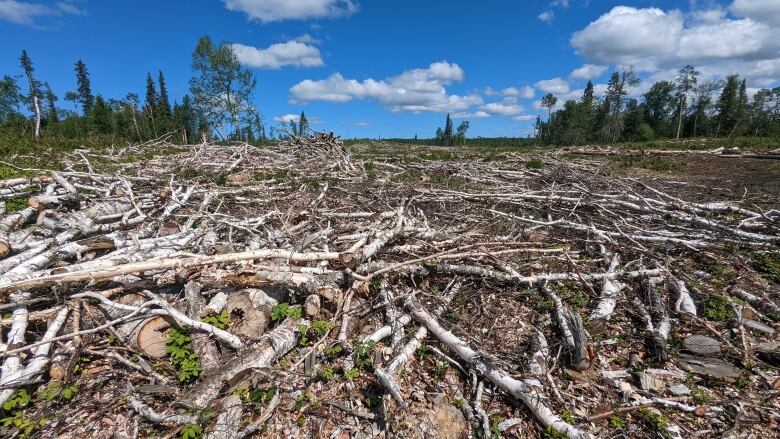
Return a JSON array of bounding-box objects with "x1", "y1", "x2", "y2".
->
[
  {"x1": 20, "y1": 50, "x2": 42, "y2": 140},
  {"x1": 674, "y1": 65, "x2": 699, "y2": 139},
  {"x1": 90, "y1": 95, "x2": 112, "y2": 134},
  {"x1": 157, "y1": 70, "x2": 171, "y2": 118},
  {"x1": 145, "y1": 73, "x2": 158, "y2": 136},
  {"x1": 716, "y1": 75, "x2": 740, "y2": 136},
  {"x1": 0, "y1": 75, "x2": 21, "y2": 122},
  {"x1": 443, "y1": 113, "x2": 453, "y2": 146},
  {"x1": 43, "y1": 82, "x2": 58, "y2": 123},
  {"x1": 74, "y1": 60, "x2": 94, "y2": 115},
  {"x1": 298, "y1": 111, "x2": 309, "y2": 135}
]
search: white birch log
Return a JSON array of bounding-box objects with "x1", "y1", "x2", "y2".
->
[{"x1": 407, "y1": 298, "x2": 593, "y2": 439}]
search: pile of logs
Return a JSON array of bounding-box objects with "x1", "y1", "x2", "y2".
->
[{"x1": 0, "y1": 135, "x2": 778, "y2": 438}]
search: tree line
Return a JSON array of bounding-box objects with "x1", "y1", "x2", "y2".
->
[
  {"x1": 535, "y1": 65, "x2": 780, "y2": 145},
  {"x1": 0, "y1": 35, "x2": 322, "y2": 146}
]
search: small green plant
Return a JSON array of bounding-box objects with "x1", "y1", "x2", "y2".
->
[
  {"x1": 2, "y1": 389, "x2": 31, "y2": 411},
  {"x1": 609, "y1": 415, "x2": 625, "y2": 428},
  {"x1": 353, "y1": 340, "x2": 376, "y2": 369},
  {"x1": 417, "y1": 344, "x2": 431, "y2": 360},
  {"x1": 364, "y1": 393, "x2": 379, "y2": 408},
  {"x1": 638, "y1": 408, "x2": 670, "y2": 431},
  {"x1": 201, "y1": 310, "x2": 230, "y2": 329},
  {"x1": 3, "y1": 196, "x2": 28, "y2": 213},
  {"x1": 298, "y1": 323, "x2": 310, "y2": 346},
  {"x1": 320, "y1": 366, "x2": 335, "y2": 382},
  {"x1": 270, "y1": 303, "x2": 302, "y2": 321},
  {"x1": 526, "y1": 158, "x2": 544, "y2": 169},
  {"x1": 561, "y1": 409, "x2": 576, "y2": 424},
  {"x1": 293, "y1": 392, "x2": 314, "y2": 410},
  {"x1": 344, "y1": 368, "x2": 360, "y2": 381},
  {"x1": 181, "y1": 423, "x2": 202, "y2": 439},
  {"x1": 701, "y1": 293, "x2": 734, "y2": 321},
  {"x1": 166, "y1": 326, "x2": 202, "y2": 383},
  {"x1": 323, "y1": 344, "x2": 343, "y2": 357},
  {"x1": 452, "y1": 398, "x2": 465, "y2": 410},
  {"x1": 1, "y1": 412, "x2": 47, "y2": 439},
  {"x1": 691, "y1": 387, "x2": 713, "y2": 405},
  {"x1": 311, "y1": 320, "x2": 334, "y2": 337},
  {"x1": 752, "y1": 251, "x2": 780, "y2": 284},
  {"x1": 542, "y1": 426, "x2": 568, "y2": 438},
  {"x1": 490, "y1": 416, "x2": 505, "y2": 439},
  {"x1": 37, "y1": 381, "x2": 78, "y2": 401}
]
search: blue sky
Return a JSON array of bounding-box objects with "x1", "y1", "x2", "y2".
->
[{"x1": 1, "y1": 0, "x2": 779, "y2": 138}]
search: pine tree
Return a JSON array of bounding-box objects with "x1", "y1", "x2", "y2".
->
[
  {"x1": 145, "y1": 73, "x2": 158, "y2": 137},
  {"x1": 43, "y1": 82, "x2": 58, "y2": 123},
  {"x1": 74, "y1": 60, "x2": 94, "y2": 115},
  {"x1": 443, "y1": 113, "x2": 453, "y2": 146},
  {"x1": 20, "y1": 50, "x2": 42, "y2": 140},
  {"x1": 298, "y1": 111, "x2": 309, "y2": 135},
  {"x1": 157, "y1": 71, "x2": 171, "y2": 118},
  {"x1": 716, "y1": 75, "x2": 740, "y2": 136},
  {"x1": 0, "y1": 75, "x2": 22, "y2": 122},
  {"x1": 90, "y1": 95, "x2": 112, "y2": 134}
]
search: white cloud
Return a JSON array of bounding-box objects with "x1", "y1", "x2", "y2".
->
[
  {"x1": 513, "y1": 115, "x2": 537, "y2": 122},
  {"x1": 223, "y1": 0, "x2": 357, "y2": 23},
  {"x1": 538, "y1": 10, "x2": 554, "y2": 23},
  {"x1": 501, "y1": 86, "x2": 535, "y2": 99},
  {"x1": 290, "y1": 61, "x2": 484, "y2": 113},
  {"x1": 353, "y1": 120, "x2": 370, "y2": 127},
  {"x1": 570, "y1": 64, "x2": 608, "y2": 80},
  {"x1": 570, "y1": 4, "x2": 780, "y2": 80},
  {"x1": 232, "y1": 41, "x2": 324, "y2": 69},
  {"x1": 731, "y1": 0, "x2": 780, "y2": 26},
  {"x1": 479, "y1": 101, "x2": 526, "y2": 116},
  {"x1": 274, "y1": 114, "x2": 300, "y2": 124},
  {"x1": 0, "y1": 0, "x2": 82, "y2": 25},
  {"x1": 292, "y1": 33, "x2": 321, "y2": 44},
  {"x1": 453, "y1": 111, "x2": 490, "y2": 119},
  {"x1": 535, "y1": 77, "x2": 570, "y2": 94}
]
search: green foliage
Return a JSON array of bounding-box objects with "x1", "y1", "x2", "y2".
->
[
  {"x1": 37, "y1": 381, "x2": 78, "y2": 401},
  {"x1": 166, "y1": 326, "x2": 202, "y2": 382},
  {"x1": 561, "y1": 410, "x2": 576, "y2": 424},
  {"x1": 323, "y1": 344, "x2": 343, "y2": 357},
  {"x1": 270, "y1": 303, "x2": 302, "y2": 321},
  {"x1": 452, "y1": 398, "x2": 465, "y2": 410},
  {"x1": 637, "y1": 408, "x2": 670, "y2": 431},
  {"x1": 752, "y1": 251, "x2": 780, "y2": 284},
  {"x1": 526, "y1": 158, "x2": 544, "y2": 169},
  {"x1": 1, "y1": 411, "x2": 47, "y2": 439},
  {"x1": 201, "y1": 310, "x2": 230, "y2": 329},
  {"x1": 3, "y1": 196, "x2": 27, "y2": 213},
  {"x1": 543, "y1": 426, "x2": 569, "y2": 438},
  {"x1": 320, "y1": 366, "x2": 335, "y2": 382},
  {"x1": 2, "y1": 389, "x2": 31, "y2": 412},
  {"x1": 701, "y1": 293, "x2": 735, "y2": 321},
  {"x1": 311, "y1": 320, "x2": 334, "y2": 337},
  {"x1": 691, "y1": 387, "x2": 713, "y2": 405},
  {"x1": 344, "y1": 368, "x2": 360, "y2": 381},
  {"x1": 417, "y1": 344, "x2": 431, "y2": 360},
  {"x1": 181, "y1": 423, "x2": 202, "y2": 439},
  {"x1": 353, "y1": 340, "x2": 376, "y2": 369},
  {"x1": 490, "y1": 416, "x2": 505, "y2": 439},
  {"x1": 609, "y1": 415, "x2": 625, "y2": 428}
]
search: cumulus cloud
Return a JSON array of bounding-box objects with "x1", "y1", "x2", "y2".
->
[
  {"x1": 570, "y1": 4, "x2": 780, "y2": 81},
  {"x1": 570, "y1": 64, "x2": 608, "y2": 80},
  {"x1": 479, "y1": 101, "x2": 526, "y2": 116},
  {"x1": 453, "y1": 111, "x2": 490, "y2": 119},
  {"x1": 502, "y1": 86, "x2": 535, "y2": 99},
  {"x1": 223, "y1": 0, "x2": 357, "y2": 23},
  {"x1": 0, "y1": 0, "x2": 82, "y2": 26},
  {"x1": 274, "y1": 114, "x2": 301, "y2": 124},
  {"x1": 538, "y1": 10, "x2": 554, "y2": 23},
  {"x1": 535, "y1": 77, "x2": 570, "y2": 94},
  {"x1": 731, "y1": 0, "x2": 780, "y2": 26},
  {"x1": 232, "y1": 41, "x2": 324, "y2": 69},
  {"x1": 289, "y1": 61, "x2": 484, "y2": 113}
]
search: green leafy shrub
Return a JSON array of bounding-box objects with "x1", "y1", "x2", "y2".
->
[
  {"x1": 166, "y1": 327, "x2": 202, "y2": 382},
  {"x1": 201, "y1": 310, "x2": 230, "y2": 329},
  {"x1": 270, "y1": 303, "x2": 302, "y2": 321},
  {"x1": 526, "y1": 158, "x2": 544, "y2": 169}
]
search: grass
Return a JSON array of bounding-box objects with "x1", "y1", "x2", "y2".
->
[{"x1": 752, "y1": 251, "x2": 780, "y2": 284}]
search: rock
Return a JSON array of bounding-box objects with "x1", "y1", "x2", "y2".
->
[
  {"x1": 428, "y1": 396, "x2": 468, "y2": 439},
  {"x1": 683, "y1": 335, "x2": 721, "y2": 356},
  {"x1": 668, "y1": 384, "x2": 690, "y2": 396},
  {"x1": 677, "y1": 354, "x2": 741, "y2": 380}
]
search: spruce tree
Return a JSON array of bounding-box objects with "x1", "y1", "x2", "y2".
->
[
  {"x1": 145, "y1": 73, "x2": 158, "y2": 136},
  {"x1": 43, "y1": 82, "x2": 58, "y2": 123},
  {"x1": 716, "y1": 75, "x2": 740, "y2": 136},
  {"x1": 443, "y1": 113, "x2": 453, "y2": 146},
  {"x1": 298, "y1": 111, "x2": 309, "y2": 135},
  {"x1": 20, "y1": 50, "x2": 42, "y2": 140},
  {"x1": 74, "y1": 60, "x2": 94, "y2": 115},
  {"x1": 157, "y1": 71, "x2": 171, "y2": 118},
  {"x1": 90, "y1": 95, "x2": 112, "y2": 134}
]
